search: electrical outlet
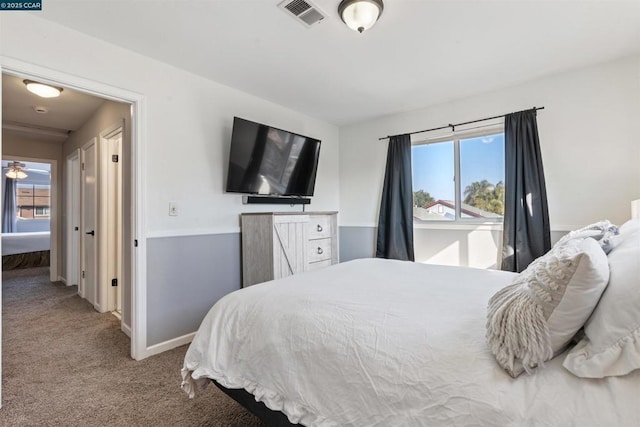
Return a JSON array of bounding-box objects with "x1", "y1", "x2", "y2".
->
[{"x1": 169, "y1": 202, "x2": 178, "y2": 216}]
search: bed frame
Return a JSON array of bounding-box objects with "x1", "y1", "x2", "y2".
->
[{"x1": 213, "y1": 380, "x2": 298, "y2": 426}]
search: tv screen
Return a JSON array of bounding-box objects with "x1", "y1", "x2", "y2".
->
[{"x1": 225, "y1": 117, "x2": 321, "y2": 197}]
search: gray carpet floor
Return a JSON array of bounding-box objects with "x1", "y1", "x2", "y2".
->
[{"x1": 0, "y1": 267, "x2": 265, "y2": 426}]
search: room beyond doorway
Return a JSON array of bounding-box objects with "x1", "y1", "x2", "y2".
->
[
  {"x1": 2, "y1": 160, "x2": 52, "y2": 270},
  {"x1": 1, "y1": 63, "x2": 145, "y2": 364}
]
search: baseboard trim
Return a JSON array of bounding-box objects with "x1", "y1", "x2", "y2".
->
[
  {"x1": 121, "y1": 322, "x2": 132, "y2": 338},
  {"x1": 94, "y1": 303, "x2": 108, "y2": 313},
  {"x1": 59, "y1": 277, "x2": 79, "y2": 287},
  {"x1": 145, "y1": 332, "x2": 195, "y2": 358}
]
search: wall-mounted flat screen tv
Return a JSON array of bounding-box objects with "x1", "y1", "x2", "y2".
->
[{"x1": 225, "y1": 117, "x2": 321, "y2": 197}]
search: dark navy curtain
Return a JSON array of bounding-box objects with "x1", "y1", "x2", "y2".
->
[
  {"x1": 501, "y1": 109, "x2": 551, "y2": 272},
  {"x1": 376, "y1": 134, "x2": 415, "y2": 261},
  {"x1": 2, "y1": 176, "x2": 17, "y2": 233}
]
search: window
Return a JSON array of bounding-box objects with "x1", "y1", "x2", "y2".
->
[
  {"x1": 412, "y1": 129, "x2": 505, "y2": 223},
  {"x1": 34, "y1": 206, "x2": 50, "y2": 217},
  {"x1": 16, "y1": 183, "x2": 51, "y2": 219},
  {"x1": 3, "y1": 160, "x2": 52, "y2": 232}
]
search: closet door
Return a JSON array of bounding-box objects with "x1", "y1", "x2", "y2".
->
[{"x1": 81, "y1": 138, "x2": 98, "y2": 309}]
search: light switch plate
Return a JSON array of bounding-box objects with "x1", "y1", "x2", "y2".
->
[{"x1": 169, "y1": 202, "x2": 178, "y2": 216}]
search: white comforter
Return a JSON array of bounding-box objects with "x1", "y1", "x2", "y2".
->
[{"x1": 182, "y1": 258, "x2": 640, "y2": 426}]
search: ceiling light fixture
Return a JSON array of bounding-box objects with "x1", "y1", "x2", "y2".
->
[
  {"x1": 5, "y1": 161, "x2": 28, "y2": 180},
  {"x1": 338, "y1": 0, "x2": 383, "y2": 33},
  {"x1": 23, "y1": 80, "x2": 63, "y2": 98}
]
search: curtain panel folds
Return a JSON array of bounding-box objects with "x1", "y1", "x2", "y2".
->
[
  {"x1": 3, "y1": 177, "x2": 18, "y2": 233},
  {"x1": 376, "y1": 134, "x2": 415, "y2": 261},
  {"x1": 501, "y1": 109, "x2": 551, "y2": 272}
]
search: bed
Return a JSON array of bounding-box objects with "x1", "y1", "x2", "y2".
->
[
  {"x1": 182, "y1": 219, "x2": 640, "y2": 426},
  {"x1": 2, "y1": 231, "x2": 51, "y2": 270}
]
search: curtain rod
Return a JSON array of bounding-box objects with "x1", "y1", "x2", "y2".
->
[{"x1": 378, "y1": 106, "x2": 545, "y2": 141}]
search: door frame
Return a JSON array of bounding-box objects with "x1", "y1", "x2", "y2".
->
[
  {"x1": 0, "y1": 58, "x2": 148, "y2": 363},
  {"x1": 99, "y1": 121, "x2": 124, "y2": 315}
]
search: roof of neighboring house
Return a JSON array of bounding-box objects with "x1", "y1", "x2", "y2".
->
[
  {"x1": 422, "y1": 200, "x2": 502, "y2": 218},
  {"x1": 412, "y1": 210, "x2": 451, "y2": 221}
]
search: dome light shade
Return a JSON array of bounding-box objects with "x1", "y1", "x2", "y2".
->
[
  {"x1": 338, "y1": 0, "x2": 383, "y2": 33},
  {"x1": 23, "y1": 80, "x2": 63, "y2": 98}
]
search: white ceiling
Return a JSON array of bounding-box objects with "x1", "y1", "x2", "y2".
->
[
  {"x1": 29, "y1": 0, "x2": 640, "y2": 125},
  {"x1": 2, "y1": 73, "x2": 106, "y2": 141}
]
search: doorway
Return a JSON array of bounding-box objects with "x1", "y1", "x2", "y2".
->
[{"x1": 0, "y1": 61, "x2": 146, "y2": 365}]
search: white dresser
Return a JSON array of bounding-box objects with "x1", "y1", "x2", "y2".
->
[{"x1": 240, "y1": 212, "x2": 338, "y2": 287}]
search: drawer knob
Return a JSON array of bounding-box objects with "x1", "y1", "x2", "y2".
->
[
  {"x1": 317, "y1": 247, "x2": 323, "y2": 255},
  {"x1": 317, "y1": 224, "x2": 323, "y2": 232}
]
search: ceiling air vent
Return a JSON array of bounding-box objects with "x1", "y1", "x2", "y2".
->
[{"x1": 278, "y1": 0, "x2": 326, "y2": 28}]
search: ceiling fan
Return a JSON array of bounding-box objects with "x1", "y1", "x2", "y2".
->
[{"x1": 4, "y1": 161, "x2": 28, "y2": 179}]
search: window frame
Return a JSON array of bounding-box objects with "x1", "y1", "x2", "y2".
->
[{"x1": 412, "y1": 123, "x2": 505, "y2": 226}]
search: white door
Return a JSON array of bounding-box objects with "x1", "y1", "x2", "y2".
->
[
  {"x1": 66, "y1": 150, "x2": 81, "y2": 288},
  {"x1": 81, "y1": 138, "x2": 98, "y2": 309}
]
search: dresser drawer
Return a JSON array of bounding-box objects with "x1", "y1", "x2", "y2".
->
[
  {"x1": 308, "y1": 238, "x2": 332, "y2": 263},
  {"x1": 307, "y1": 259, "x2": 332, "y2": 271},
  {"x1": 308, "y1": 215, "x2": 332, "y2": 239}
]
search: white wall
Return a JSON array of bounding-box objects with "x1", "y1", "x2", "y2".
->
[
  {"x1": 63, "y1": 101, "x2": 126, "y2": 155},
  {"x1": 0, "y1": 14, "x2": 340, "y2": 236},
  {"x1": 3, "y1": 134, "x2": 64, "y2": 161},
  {"x1": 339, "y1": 56, "x2": 640, "y2": 266}
]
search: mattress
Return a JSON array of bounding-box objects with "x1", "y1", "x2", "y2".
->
[
  {"x1": 2, "y1": 231, "x2": 50, "y2": 256},
  {"x1": 182, "y1": 258, "x2": 640, "y2": 426}
]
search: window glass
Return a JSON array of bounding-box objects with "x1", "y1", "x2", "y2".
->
[
  {"x1": 412, "y1": 141, "x2": 454, "y2": 222},
  {"x1": 460, "y1": 133, "x2": 505, "y2": 219},
  {"x1": 412, "y1": 131, "x2": 504, "y2": 222}
]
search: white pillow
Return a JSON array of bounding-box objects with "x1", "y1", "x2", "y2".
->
[
  {"x1": 619, "y1": 217, "x2": 640, "y2": 235},
  {"x1": 563, "y1": 218, "x2": 640, "y2": 378},
  {"x1": 556, "y1": 220, "x2": 619, "y2": 254},
  {"x1": 487, "y1": 237, "x2": 609, "y2": 377}
]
